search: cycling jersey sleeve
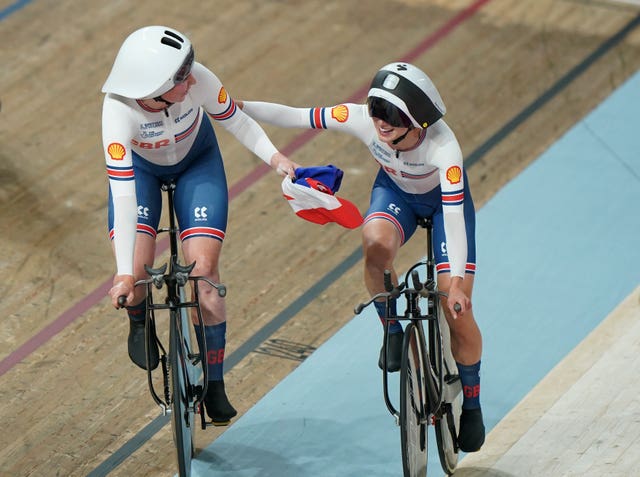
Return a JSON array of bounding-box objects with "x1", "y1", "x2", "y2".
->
[
  {"x1": 194, "y1": 65, "x2": 278, "y2": 164},
  {"x1": 102, "y1": 95, "x2": 138, "y2": 276},
  {"x1": 432, "y1": 127, "x2": 468, "y2": 278},
  {"x1": 242, "y1": 101, "x2": 309, "y2": 128},
  {"x1": 242, "y1": 101, "x2": 372, "y2": 142}
]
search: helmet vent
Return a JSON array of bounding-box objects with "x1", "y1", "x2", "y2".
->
[{"x1": 161, "y1": 30, "x2": 185, "y2": 49}]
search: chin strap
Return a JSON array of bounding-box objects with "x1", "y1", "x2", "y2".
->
[
  {"x1": 392, "y1": 126, "x2": 413, "y2": 145},
  {"x1": 153, "y1": 95, "x2": 173, "y2": 117},
  {"x1": 392, "y1": 126, "x2": 414, "y2": 157},
  {"x1": 153, "y1": 95, "x2": 174, "y2": 107}
]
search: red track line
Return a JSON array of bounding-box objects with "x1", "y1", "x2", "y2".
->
[{"x1": 0, "y1": 0, "x2": 491, "y2": 378}]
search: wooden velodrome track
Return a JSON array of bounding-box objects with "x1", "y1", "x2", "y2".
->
[{"x1": 1, "y1": 0, "x2": 639, "y2": 475}]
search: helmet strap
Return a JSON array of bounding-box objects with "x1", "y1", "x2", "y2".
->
[
  {"x1": 153, "y1": 95, "x2": 174, "y2": 107},
  {"x1": 392, "y1": 125, "x2": 413, "y2": 145}
]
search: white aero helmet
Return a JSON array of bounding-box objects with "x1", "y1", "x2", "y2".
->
[
  {"x1": 367, "y1": 62, "x2": 446, "y2": 129},
  {"x1": 102, "y1": 26, "x2": 195, "y2": 99}
]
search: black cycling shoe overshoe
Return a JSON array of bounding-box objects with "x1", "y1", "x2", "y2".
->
[
  {"x1": 127, "y1": 318, "x2": 159, "y2": 370},
  {"x1": 204, "y1": 380, "x2": 237, "y2": 426},
  {"x1": 458, "y1": 408, "x2": 486, "y2": 452},
  {"x1": 378, "y1": 330, "x2": 404, "y2": 372}
]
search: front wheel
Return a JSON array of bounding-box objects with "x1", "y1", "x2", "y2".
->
[
  {"x1": 169, "y1": 307, "x2": 196, "y2": 477},
  {"x1": 400, "y1": 322, "x2": 429, "y2": 477}
]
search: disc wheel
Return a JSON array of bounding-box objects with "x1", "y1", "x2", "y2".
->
[
  {"x1": 434, "y1": 305, "x2": 462, "y2": 475},
  {"x1": 434, "y1": 395, "x2": 461, "y2": 475}
]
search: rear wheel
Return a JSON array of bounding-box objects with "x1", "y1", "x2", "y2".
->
[
  {"x1": 169, "y1": 308, "x2": 195, "y2": 477},
  {"x1": 399, "y1": 322, "x2": 428, "y2": 477},
  {"x1": 435, "y1": 399, "x2": 461, "y2": 475},
  {"x1": 434, "y1": 305, "x2": 461, "y2": 475}
]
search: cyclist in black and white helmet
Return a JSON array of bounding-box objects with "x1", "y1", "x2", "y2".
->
[
  {"x1": 102, "y1": 26, "x2": 300, "y2": 426},
  {"x1": 237, "y1": 62, "x2": 485, "y2": 452}
]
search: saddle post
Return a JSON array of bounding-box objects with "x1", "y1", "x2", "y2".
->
[
  {"x1": 418, "y1": 217, "x2": 436, "y2": 316},
  {"x1": 161, "y1": 181, "x2": 179, "y2": 269}
]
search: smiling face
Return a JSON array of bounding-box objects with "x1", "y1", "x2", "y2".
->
[
  {"x1": 367, "y1": 96, "x2": 415, "y2": 146},
  {"x1": 371, "y1": 117, "x2": 411, "y2": 145}
]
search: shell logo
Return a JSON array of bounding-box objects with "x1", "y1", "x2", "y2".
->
[
  {"x1": 446, "y1": 166, "x2": 462, "y2": 184},
  {"x1": 107, "y1": 142, "x2": 126, "y2": 160},
  {"x1": 331, "y1": 105, "x2": 349, "y2": 123},
  {"x1": 218, "y1": 87, "x2": 228, "y2": 104}
]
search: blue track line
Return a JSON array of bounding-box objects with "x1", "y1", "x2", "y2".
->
[{"x1": 0, "y1": 0, "x2": 33, "y2": 21}]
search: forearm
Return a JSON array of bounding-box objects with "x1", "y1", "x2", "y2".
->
[
  {"x1": 112, "y1": 194, "x2": 138, "y2": 276},
  {"x1": 220, "y1": 108, "x2": 278, "y2": 164},
  {"x1": 242, "y1": 101, "x2": 310, "y2": 128},
  {"x1": 443, "y1": 210, "x2": 468, "y2": 279}
]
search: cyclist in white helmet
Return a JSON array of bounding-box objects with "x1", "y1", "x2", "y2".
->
[
  {"x1": 237, "y1": 62, "x2": 485, "y2": 452},
  {"x1": 102, "y1": 26, "x2": 299, "y2": 425}
]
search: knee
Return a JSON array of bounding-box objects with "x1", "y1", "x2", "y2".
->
[
  {"x1": 189, "y1": 254, "x2": 219, "y2": 279},
  {"x1": 363, "y1": 233, "x2": 395, "y2": 267},
  {"x1": 449, "y1": 315, "x2": 482, "y2": 347}
]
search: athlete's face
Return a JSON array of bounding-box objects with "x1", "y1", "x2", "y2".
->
[
  {"x1": 371, "y1": 117, "x2": 410, "y2": 145},
  {"x1": 161, "y1": 74, "x2": 196, "y2": 103}
]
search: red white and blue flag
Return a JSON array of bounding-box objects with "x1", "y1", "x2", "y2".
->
[{"x1": 281, "y1": 165, "x2": 363, "y2": 229}]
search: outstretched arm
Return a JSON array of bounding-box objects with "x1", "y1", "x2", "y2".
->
[
  {"x1": 239, "y1": 100, "x2": 374, "y2": 146},
  {"x1": 195, "y1": 65, "x2": 300, "y2": 177},
  {"x1": 237, "y1": 101, "x2": 312, "y2": 129},
  {"x1": 218, "y1": 106, "x2": 300, "y2": 177}
]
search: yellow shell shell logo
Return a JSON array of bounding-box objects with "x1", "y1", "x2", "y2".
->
[
  {"x1": 446, "y1": 166, "x2": 461, "y2": 184},
  {"x1": 331, "y1": 105, "x2": 349, "y2": 123},
  {"x1": 107, "y1": 142, "x2": 126, "y2": 160},
  {"x1": 218, "y1": 87, "x2": 228, "y2": 104}
]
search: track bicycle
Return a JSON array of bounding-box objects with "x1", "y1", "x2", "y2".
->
[
  {"x1": 354, "y1": 217, "x2": 462, "y2": 477},
  {"x1": 118, "y1": 181, "x2": 226, "y2": 477}
]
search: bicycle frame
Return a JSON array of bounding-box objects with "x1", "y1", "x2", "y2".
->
[
  {"x1": 354, "y1": 217, "x2": 462, "y2": 476},
  {"x1": 377, "y1": 218, "x2": 448, "y2": 421},
  {"x1": 138, "y1": 182, "x2": 211, "y2": 416},
  {"x1": 126, "y1": 181, "x2": 227, "y2": 476}
]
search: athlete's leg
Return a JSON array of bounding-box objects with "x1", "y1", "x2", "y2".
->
[
  {"x1": 437, "y1": 273, "x2": 482, "y2": 365},
  {"x1": 363, "y1": 218, "x2": 402, "y2": 298},
  {"x1": 363, "y1": 172, "x2": 417, "y2": 372},
  {"x1": 362, "y1": 218, "x2": 406, "y2": 373},
  {"x1": 130, "y1": 234, "x2": 157, "y2": 305},
  {"x1": 436, "y1": 273, "x2": 484, "y2": 451},
  {"x1": 121, "y1": 233, "x2": 161, "y2": 370},
  {"x1": 181, "y1": 237, "x2": 225, "y2": 326},
  {"x1": 181, "y1": 236, "x2": 235, "y2": 423},
  {"x1": 173, "y1": 129, "x2": 235, "y2": 423}
]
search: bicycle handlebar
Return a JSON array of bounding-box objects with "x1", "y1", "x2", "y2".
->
[
  {"x1": 116, "y1": 270, "x2": 226, "y2": 308},
  {"x1": 354, "y1": 274, "x2": 461, "y2": 316}
]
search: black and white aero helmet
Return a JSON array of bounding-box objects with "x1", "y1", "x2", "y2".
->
[
  {"x1": 367, "y1": 62, "x2": 446, "y2": 129},
  {"x1": 102, "y1": 26, "x2": 195, "y2": 100}
]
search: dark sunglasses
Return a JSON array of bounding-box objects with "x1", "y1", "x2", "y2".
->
[
  {"x1": 174, "y1": 47, "x2": 195, "y2": 84},
  {"x1": 367, "y1": 97, "x2": 412, "y2": 128}
]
